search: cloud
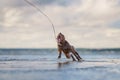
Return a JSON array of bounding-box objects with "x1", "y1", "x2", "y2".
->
[{"x1": 0, "y1": 0, "x2": 120, "y2": 48}]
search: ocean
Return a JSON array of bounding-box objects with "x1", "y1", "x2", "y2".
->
[{"x1": 0, "y1": 48, "x2": 120, "y2": 80}]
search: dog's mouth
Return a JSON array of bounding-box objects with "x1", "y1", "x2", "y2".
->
[{"x1": 57, "y1": 38, "x2": 62, "y2": 46}]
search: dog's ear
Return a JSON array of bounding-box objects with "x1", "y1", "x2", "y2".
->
[
  {"x1": 59, "y1": 32, "x2": 62, "y2": 35},
  {"x1": 57, "y1": 33, "x2": 61, "y2": 36}
]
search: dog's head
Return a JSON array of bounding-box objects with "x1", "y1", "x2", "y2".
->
[{"x1": 57, "y1": 33, "x2": 65, "y2": 46}]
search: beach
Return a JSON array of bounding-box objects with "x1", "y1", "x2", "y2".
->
[{"x1": 0, "y1": 49, "x2": 120, "y2": 80}]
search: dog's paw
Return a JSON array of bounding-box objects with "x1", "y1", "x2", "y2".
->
[{"x1": 58, "y1": 56, "x2": 61, "y2": 59}]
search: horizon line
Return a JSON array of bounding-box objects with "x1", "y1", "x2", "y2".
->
[{"x1": 0, "y1": 47, "x2": 120, "y2": 50}]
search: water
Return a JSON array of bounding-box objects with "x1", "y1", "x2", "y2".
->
[{"x1": 0, "y1": 48, "x2": 120, "y2": 80}]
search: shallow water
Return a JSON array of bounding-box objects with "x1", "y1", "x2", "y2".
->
[{"x1": 0, "y1": 49, "x2": 120, "y2": 80}]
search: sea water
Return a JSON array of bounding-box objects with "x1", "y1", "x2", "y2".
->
[{"x1": 0, "y1": 49, "x2": 120, "y2": 80}]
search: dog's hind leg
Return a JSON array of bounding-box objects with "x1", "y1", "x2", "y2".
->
[
  {"x1": 74, "y1": 51, "x2": 82, "y2": 60},
  {"x1": 71, "y1": 54, "x2": 76, "y2": 61},
  {"x1": 71, "y1": 46, "x2": 82, "y2": 61}
]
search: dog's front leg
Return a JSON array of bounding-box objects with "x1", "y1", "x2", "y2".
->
[
  {"x1": 58, "y1": 51, "x2": 62, "y2": 59},
  {"x1": 58, "y1": 47, "x2": 62, "y2": 59}
]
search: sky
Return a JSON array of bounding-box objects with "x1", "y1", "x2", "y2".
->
[{"x1": 0, "y1": 0, "x2": 120, "y2": 48}]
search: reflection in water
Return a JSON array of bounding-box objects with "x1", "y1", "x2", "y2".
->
[
  {"x1": 57, "y1": 61, "x2": 71, "y2": 69},
  {"x1": 57, "y1": 60, "x2": 83, "y2": 69}
]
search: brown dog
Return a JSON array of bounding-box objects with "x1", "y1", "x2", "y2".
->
[{"x1": 57, "y1": 33, "x2": 82, "y2": 61}]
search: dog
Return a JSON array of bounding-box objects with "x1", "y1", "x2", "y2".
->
[{"x1": 57, "y1": 33, "x2": 82, "y2": 61}]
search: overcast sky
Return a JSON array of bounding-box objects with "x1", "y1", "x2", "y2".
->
[{"x1": 0, "y1": 0, "x2": 120, "y2": 48}]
